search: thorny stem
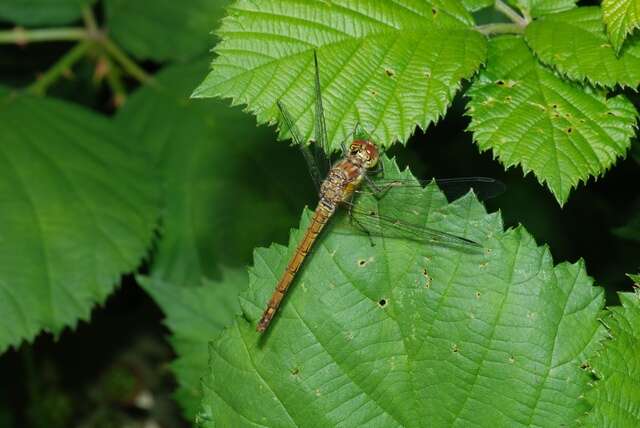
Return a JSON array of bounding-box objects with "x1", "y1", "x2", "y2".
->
[
  {"x1": 0, "y1": 27, "x2": 86, "y2": 45},
  {"x1": 475, "y1": 23, "x2": 524, "y2": 36},
  {"x1": 27, "y1": 40, "x2": 92, "y2": 95},
  {"x1": 101, "y1": 37, "x2": 153, "y2": 84},
  {"x1": 494, "y1": 0, "x2": 528, "y2": 27}
]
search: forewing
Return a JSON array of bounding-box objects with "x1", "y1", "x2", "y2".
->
[{"x1": 355, "y1": 177, "x2": 506, "y2": 202}]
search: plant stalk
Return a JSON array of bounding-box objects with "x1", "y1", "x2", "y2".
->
[
  {"x1": 475, "y1": 23, "x2": 525, "y2": 35},
  {"x1": 494, "y1": 0, "x2": 528, "y2": 27},
  {"x1": 0, "y1": 27, "x2": 86, "y2": 45},
  {"x1": 101, "y1": 37, "x2": 153, "y2": 84},
  {"x1": 27, "y1": 40, "x2": 93, "y2": 95}
]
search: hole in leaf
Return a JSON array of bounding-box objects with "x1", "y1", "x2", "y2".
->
[
  {"x1": 496, "y1": 80, "x2": 505, "y2": 86},
  {"x1": 358, "y1": 259, "x2": 367, "y2": 267},
  {"x1": 566, "y1": 127, "x2": 573, "y2": 134},
  {"x1": 475, "y1": 291, "x2": 481, "y2": 299},
  {"x1": 432, "y1": 7, "x2": 437, "y2": 15},
  {"x1": 378, "y1": 299, "x2": 387, "y2": 307},
  {"x1": 384, "y1": 68, "x2": 395, "y2": 77},
  {"x1": 452, "y1": 344, "x2": 459, "y2": 353},
  {"x1": 291, "y1": 367, "x2": 300, "y2": 375}
]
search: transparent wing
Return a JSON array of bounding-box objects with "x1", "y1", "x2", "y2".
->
[
  {"x1": 313, "y1": 51, "x2": 330, "y2": 156},
  {"x1": 337, "y1": 202, "x2": 482, "y2": 250},
  {"x1": 356, "y1": 177, "x2": 506, "y2": 202},
  {"x1": 277, "y1": 100, "x2": 325, "y2": 191}
]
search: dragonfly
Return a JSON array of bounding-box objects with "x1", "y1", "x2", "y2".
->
[{"x1": 256, "y1": 53, "x2": 504, "y2": 333}]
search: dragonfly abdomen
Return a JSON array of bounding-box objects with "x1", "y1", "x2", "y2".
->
[{"x1": 256, "y1": 205, "x2": 333, "y2": 332}]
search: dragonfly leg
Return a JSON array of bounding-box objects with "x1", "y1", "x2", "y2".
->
[{"x1": 347, "y1": 200, "x2": 375, "y2": 247}]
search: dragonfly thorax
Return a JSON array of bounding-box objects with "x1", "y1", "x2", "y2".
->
[{"x1": 348, "y1": 140, "x2": 379, "y2": 169}]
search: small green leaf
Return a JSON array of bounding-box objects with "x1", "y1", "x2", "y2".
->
[
  {"x1": 140, "y1": 269, "x2": 247, "y2": 420},
  {"x1": 506, "y1": 0, "x2": 576, "y2": 18},
  {"x1": 525, "y1": 7, "x2": 640, "y2": 88},
  {"x1": 613, "y1": 213, "x2": 640, "y2": 243},
  {"x1": 0, "y1": 94, "x2": 159, "y2": 352},
  {"x1": 194, "y1": 0, "x2": 486, "y2": 151},
  {"x1": 583, "y1": 292, "x2": 640, "y2": 426},
  {"x1": 602, "y1": 0, "x2": 640, "y2": 54},
  {"x1": 461, "y1": 0, "x2": 493, "y2": 12},
  {"x1": 0, "y1": 0, "x2": 93, "y2": 26},
  {"x1": 198, "y1": 157, "x2": 604, "y2": 427},
  {"x1": 115, "y1": 60, "x2": 312, "y2": 285},
  {"x1": 104, "y1": 0, "x2": 229, "y2": 61},
  {"x1": 467, "y1": 36, "x2": 637, "y2": 206},
  {"x1": 628, "y1": 273, "x2": 640, "y2": 285}
]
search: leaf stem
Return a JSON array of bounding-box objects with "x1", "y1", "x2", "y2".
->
[
  {"x1": 103, "y1": 55, "x2": 127, "y2": 107},
  {"x1": 0, "y1": 27, "x2": 87, "y2": 45},
  {"x1": 475, "y1": 23, "x2": 524, "y2": 35},
  {"x1": 27, "y1": 40, "x2": 93, "y2": 95},
  {"x1": 101, "y1": 37, "x2": 154, "y2": 84},
  {"x1": 494, "y1": 0, "x2": 528, "y2": 27}
]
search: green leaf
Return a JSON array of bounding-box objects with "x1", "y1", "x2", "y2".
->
[
  {"x1": 140, "y1": 269, "x2": 247, "y2": 420},
  {"x1": 466, "y1": 36, "x2": 637, "y2": 206},
  {"x1": 115, "y1": 60, "x2": 312, "y2": 285},
  {"x1": 602, "y1": 0, "x2": 640, "y2": 54},
  {"x1": 583, "y1": 292, "x2": 640, "y2": 426},
  {"x1": 525, "y1": 7, "x2": 640, "y2": 89},
  {"x1": 198, "y1": 157, "x2": 605, "y2": 427},
  {"x1": 613, "y1": 213, "x2": 640, "y2": 243},
  {"x1": 506, "y1": 0, "x2": 576, "y2": 18},
  {"x1": 104, "y1": 0, "x2": 229, "y2": 61},
  {"x1": 0, "y1": 94, "x2": 159, "y2": 352},
  {"x1": 461, "y1": 0, "x2": 493, "y2": 12},
  {"x1": 628, "y1": 273, "x2": 640, "y2": 285},
  {"x1": 193, "y1": 0, "x2": 486, "y2": 152},
  {"x1": 0, "y1": 0, "x2": 93, "y2": 26}
]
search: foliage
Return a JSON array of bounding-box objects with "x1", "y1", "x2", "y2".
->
[
  {"x1": 583, "y1": 292, "x2": 640, "y2": 426},
  {"x1": 140, "y1": 269, "x2": 248, "y2": 420},
  {"x1": 198, "y1": 157, "x2": 605, "y2": 427},
  {"x1": 0, "y1": 0, "x2": 639, "y2": 427},
  {"x1": 0, "y1": 93, "x2": 159, "y2": 353}
]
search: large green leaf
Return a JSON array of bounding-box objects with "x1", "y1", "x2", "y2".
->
[
  {"x1": 115, "y1": 60, "x2": 312, "y2": 285},
  {"x1": 194, "y1": 0, "x2": 486, "y2": 151},
  {"x1": 461, "y1": 0, "x2": 493, "y2": 12},
  {"x1": 104, "y1": 0, "x2": 229, "y2": 61},
  {"x1": 0, "y1": 0, "x2": 93, "y2": 26},
  {"x1": 140, "y1": 269, "x2": 247, "y2": 420},
  {"x1": 602, "y1": 0, "x2": 640, "y2": 54},
  {"x1": 525, "y1": 7, "x2": 640, "y2": 89},
  {"x1": 506, "y1": 0, "x2": 576, "y2": 18},
  {"x1": 466, "y1": 36, "x2": 637, "y2": 206},
  {"x1": 583, "y1": 292, "x2": 640, "y2": 426},
  {"x1": 198, "y1": 157, "x2": 605, "y2": 427},
  {"x1": 0, "y1": 93, "x2": 159, "y2": 352}
]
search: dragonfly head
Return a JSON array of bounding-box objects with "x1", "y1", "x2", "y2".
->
[{"x1": 349, "y1": 140, "x2": 379, "y2": 169}]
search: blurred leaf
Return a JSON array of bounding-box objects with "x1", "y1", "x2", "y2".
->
[
  {"x1": 461, "y1": 0, "x2": 493, "y2": 12},
  {"x1": 198, "y1": 157, "x2": 604, "y2": 427},
  {"x1": 614, "y1": 213, "x2": 640, "y2": 243},
  {"x1": 140, "y1": 269, "x2": 247, "y2": 421},
  {"x1": 0, "y1": 0, "x2": 93, "y2": 26},
  {"x1": 193, "y1": 0, "x2": 486, "y2": 152},
  {"x1": 629, "y1": 273, "x2": 640, "y2": 285},
  {"x1": 506, "y1": 0, "x2": 576, "y2": 17},
  {"x1": 525, "y1": 7, "x2": 640, "y2": 89},
  {"x1": 115, "y1": 60, "x2": 312, "y2": 285},
  {"x1": 0, "y1": 93, "x2": 159, "y2": 352},
  {"x1": 467, "y1": 36, "x2": 637, "y2": 206},
  {"x1": 602, "y1": 0, "x2": 640, "y2": 54},
  {"x1": 104, "y1": 0, "x2": 229, "y2": 61},
  {"x1": 583, "y1": 292, "x2": 640, "y2": 426}
]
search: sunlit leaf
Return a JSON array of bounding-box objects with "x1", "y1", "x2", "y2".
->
[
  {"x1": 526, "y1": 7, "x2": 640, "y2": 88},
  {"x1": 628, "y1": 273, "x2": 640, "y2": 285},
  {"x1": 0, "y1": 93, "x2": 159, "y2": 352},
  {"x1": 104, "y1": 0, "x2": 229, "y2": 61},
  {"x1": 115, "y1": 60, "x2": 313, "y2": 285},
  {"x1": 461, "y1": 0, "x2": 493, "y2": 12},
  {"x1": 506, "y1": 0, "x2": 576, "y2": 18},
  {"x1": 194, "y1": 0, "x2": 486, "y2": 151},
  {"x1": 0, "y1": 0, "x2": 93, "y2": 26},
  {"x1": 583, "y1": 292, "x2": 640, "y2": 426},
  {"x1": 466, "y1": 36, "x2": 637, "y2": 206},
  {"x1": 140, "y1": 268, "x2": 247, "y2": 420},
  {"x1": 602, "y1": 0, "x2": 640, "y2": 54},
  {"x1": 198, "y1": 157, "x2": 604, "y2": 427}
]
